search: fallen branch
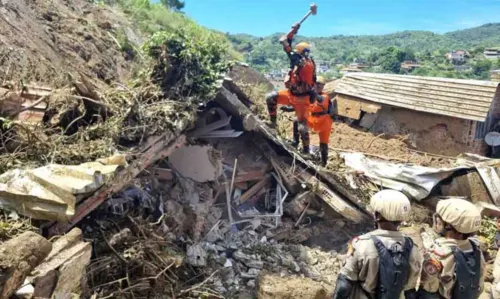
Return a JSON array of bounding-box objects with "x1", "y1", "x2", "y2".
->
[
  {"x1": 179, "y1": 270, "x2": 219, "y2": 295},
  {"x1": 364, "y1": 133, "x2": 384, "y2": 150},
  {"x1": 100, "y1": 229, "x2": 127, "y2": 264}
]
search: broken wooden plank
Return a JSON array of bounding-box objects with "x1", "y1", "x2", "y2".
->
[
  {"x1": 234, "y1": 181, "x2": 249, "y2": 190},
  {"x1": 188, "y1": 116, "x2": 232, "y2": 138},
  {"x1": 215, "y1": 87, "x2": 260, "y2": 131},
  {"x1": 234, "y1": 170, "x2": 270, "y2": 184},
  {"x1": 215, "y1": 87, "x2": 369, "y2": 214},
  {"x1": 239, "y1": 175, "x2": 272, "y2": 204},
  {"x1": 47, "y1": 133, "x2": 187, "y2": 236},
  {"x1": 0, "y1": 232, "x2": 52, "y2": 299},
  {"x1": 252, "y1": 137, "x2": 369, "y2": 223},
  {"x1": 296, "y1": 165, "x2": 370, "y2": 223}
]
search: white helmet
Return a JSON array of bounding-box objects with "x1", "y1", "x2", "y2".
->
[
  {"x1": 436, "y1": 198, "x2": 481, "y2": 234},
  {"x1": 370, "y1": 190, "x2": 411, "y2": 222}
]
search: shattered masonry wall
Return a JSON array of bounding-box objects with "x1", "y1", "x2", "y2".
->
[
  {"x1": 490, "y1": 88, "x2": 500, "y2": 118},
  {"x1": 371, "y1": 106, "x2": 483, "y2": 156}
]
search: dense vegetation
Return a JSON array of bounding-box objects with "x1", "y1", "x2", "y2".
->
[
  {"x1": 91, "y1": 0, "x2": 244, "y2": 100},
  {"x1": 228, "y1": 23, "x2": 500, "y2": 79}
]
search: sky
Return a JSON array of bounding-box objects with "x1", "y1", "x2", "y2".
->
[{"x1": 181, "y1": 0, "x2": 500, "y2": 37}]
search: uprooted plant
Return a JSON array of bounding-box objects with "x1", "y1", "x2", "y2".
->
[{"x1": 0, "y1": 22, "x2": 232, "y2": 173}]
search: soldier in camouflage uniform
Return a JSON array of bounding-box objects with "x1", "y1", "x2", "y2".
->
[
  {"x1": 332, "y1": 189, "x2": 423, "y2": 299},
  {"x1": 417, "y1": 198, "x2": 485, "y2": 299}
]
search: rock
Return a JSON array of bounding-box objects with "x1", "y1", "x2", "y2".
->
[
  {"x1": 233, "y1": 250, "x2": 249, "y2": 262},
  {"x1": 187, "y1": 244, "x2": 207, "y2": 267},
  {"x1": 334, "y1": 220, "x2": 346, "y2": 229},
  {"x1": 257, "y1": 274, "x2": 331, "y2": 299},
  {"x1": 280, "y1": 253, "x2": 297, "y2": 269},
  {"x1": 241, "y1": 268, "x2": 260, "y2": 279},
  {"x1": 246, "y1": 260, "x2": 264, "y2": 270},
  {"x1": 213, "y1": 280, "x2": 227, "y2": 294},
  {"x1": 260, "y1": 236, "x2": 267, "y2": 243},
  {"x1": 214, "y1": 244, "x2": 226, "y2": 252},
  {"x1": 247, "y1": 280, "x2": 256, "y2": 288},
  {"x1": 224, "y1": 259, "x2": 233, "y2": 268},
  {"x1": 217, "y1": 255, "x2": 228, "y2": 266}
]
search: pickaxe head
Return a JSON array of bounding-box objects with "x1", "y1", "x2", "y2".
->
[{"x1": 310, "y1": 3, "x2": 318, "y2": 15}]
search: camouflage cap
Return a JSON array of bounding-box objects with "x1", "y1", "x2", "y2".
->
[
  {"x1": 436, "y1": 198, "x2": 481, "y2": 234},
  {"x1": 370, "y1": 190, "x2": 411, "y2": 222}
]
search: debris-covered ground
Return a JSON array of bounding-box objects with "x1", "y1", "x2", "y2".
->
[{"x1": 1, "y1": 1, "x2": 500, "y2": 299}]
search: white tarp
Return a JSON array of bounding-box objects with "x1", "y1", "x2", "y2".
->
[{"x1": 342, "y1": 153, "x2": 468, "y2": 200}]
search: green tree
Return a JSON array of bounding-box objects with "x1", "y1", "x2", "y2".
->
[
  {"x1": 473, "y1": 59, "x2": 493, "y2": 78},
  {"x1": 473, "y1": 59, "x2": 492, "y2": 73},
  {"x1": 378, "y1": 47, "x2": 402, "y2": 73},
  {"x1": 496, "y1": 58, "x2": 500, "y2": 69},
  {"x1": 160, "y1": 0, "x2": 185, "y2": 11}
]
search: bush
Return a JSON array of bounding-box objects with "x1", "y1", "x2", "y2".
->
[{"x1": 143, "y1": 23, "x2": 232, "y2": 100}]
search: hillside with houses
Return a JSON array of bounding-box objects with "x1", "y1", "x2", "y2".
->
[{"x1": 228, "y1": 23, "x2": 500, "y2": 81}]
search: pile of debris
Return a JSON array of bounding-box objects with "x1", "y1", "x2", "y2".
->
[{"x1": 3, "y1": 1, "x2": 500, "y2": 297}]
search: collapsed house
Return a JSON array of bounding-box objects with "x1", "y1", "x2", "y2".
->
[{"x1": 333, "y1": 72, "x2": 500, "y2": 157}]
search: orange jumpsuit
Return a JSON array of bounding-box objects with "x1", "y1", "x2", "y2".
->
[
  {"x1": 266, "y1": 29, "x2": 317, "y2": 153},
  {"x1": 307, "y1": 92, "x2": 333, "y2": 144},
  {"x1": 267, "y1": 58, "x2": 316, "y2": 122}
]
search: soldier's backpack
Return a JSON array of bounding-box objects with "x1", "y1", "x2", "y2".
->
[
  {"x1": 451, "y1": 240, "x2": 481, "y2": 299},
  {"x1": 371, "y1": 236, "x2": 413, "y2": 299}
]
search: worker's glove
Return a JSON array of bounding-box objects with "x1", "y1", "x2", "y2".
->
[
  {"x1": 280, "y1": 106, "x2": 295, "y2": 113},
  {"x1": 279, "y1": 35, "x2": 289, "y2": 45},
  {"x1": 291, "y1": 22, "x2": 301, "y2": 34}
]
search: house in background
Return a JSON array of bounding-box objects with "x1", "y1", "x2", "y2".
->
[
  {"x1": 401, "y1": 60, "x2": 421, "y2": 71},
  {"x1": 340, "y1": 67, "x2": 363, "y2": 75},
  {"x1": 348, "y1": 62, "x2": 369, "y2": 70},
  {"x1": 484, "y1": 48, "x2": 500, "y2": 60},
  {"x1": 317, "y1": 62, "x2": 330, "y2": 73},
  {"x1": 445, "y1": 50, "x2": 469, "y2": 63},
  {"x1": 333, "y1": 73, "x2": 500, "y2": 156}
]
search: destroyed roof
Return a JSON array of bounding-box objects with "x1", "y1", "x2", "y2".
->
[{"x1": 335, "y1": 72, "x2": 500, "y2": 121}]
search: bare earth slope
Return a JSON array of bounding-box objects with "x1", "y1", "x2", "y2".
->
[{"x1": 0, "y1": 0, "x2": 137, "y2": 86}]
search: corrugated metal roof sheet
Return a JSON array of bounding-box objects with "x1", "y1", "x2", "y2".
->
[{"x1": 335, "y1": 72, "x2": 500, "y2": 121}]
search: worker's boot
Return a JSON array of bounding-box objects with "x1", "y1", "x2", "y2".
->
[
  {"x1": 302, "y1": 144, "x2": 310, "y2": 155},
  {"x1": 290, "y1": 120, "x2": 299, "y2": 148},
  {"x1": 320, "y1": 143, "x2": 329, "y2": 167},
  {"x1": 267, "y1": 115, "x2": 277, "y2": 129},
  {"x1": 299, "y1": 121, "x2": 310, "y2": 155}
]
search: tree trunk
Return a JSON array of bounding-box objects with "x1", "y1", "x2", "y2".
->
[{"x1": 0, "y1": 231, "x2": 52, "y2": 299}]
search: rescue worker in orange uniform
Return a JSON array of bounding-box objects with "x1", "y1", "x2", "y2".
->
[
  {"x1": 282, "y1": 76, "x2": 333, "y2": 166},
  {"x1": 265, "y1": 23, "x2": 322, "y2": 154},
  {"x1": 307, "y1": 76, "x2": 333, "y2": 167}
]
